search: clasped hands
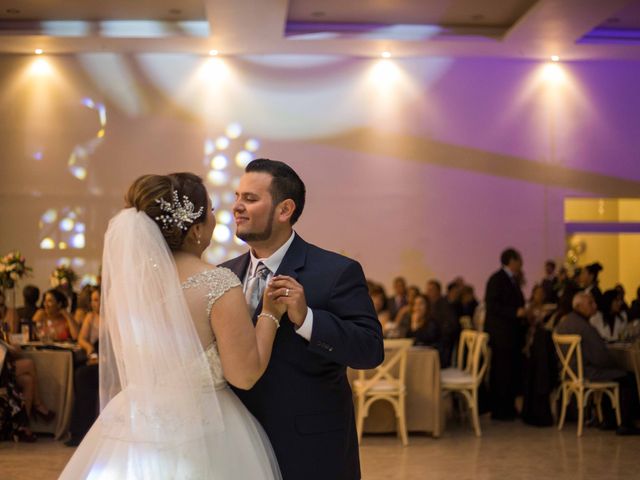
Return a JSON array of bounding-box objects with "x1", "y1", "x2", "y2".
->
[{"x1": 262, "y1": 275, "x2": 307, "y2": 328}]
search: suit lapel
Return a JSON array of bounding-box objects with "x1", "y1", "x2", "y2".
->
[
  {"x1": 275, "y1": 233, "x2": 307, "y2": 278},
  {"x1": 227, "y1": 252, "x2": 251, "y2": 283}
]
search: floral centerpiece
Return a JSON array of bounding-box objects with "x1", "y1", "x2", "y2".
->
[
  {"x1": 50, "y1": 265, "x2": 78, "y2": 288},
  {"x1": 0, "y1": 250, "x2": 32, "y2": 290}
]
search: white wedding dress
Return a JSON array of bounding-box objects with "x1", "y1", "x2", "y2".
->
[{"x1": 59, "y1": 209, "x2": 281, "y2": 479}]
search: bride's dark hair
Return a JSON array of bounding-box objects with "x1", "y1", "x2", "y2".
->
[{"x1": 125, "y1": 172, "x2": 208, "y2": 250}]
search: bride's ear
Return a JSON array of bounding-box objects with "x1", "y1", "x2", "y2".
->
[{"x1": 189, "y1": 223, "x2": 203, "y2": 245}]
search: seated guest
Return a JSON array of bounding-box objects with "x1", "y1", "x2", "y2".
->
[
  {"x1": 73, "y1": 285, "x2": 93, "y2": 331},
  {"x1": 55, "y1": 282, "x2": 78, "y2": 314},
  {"x1": 391, "y1": 285, "x2": 420, "y2": 324},
  {"x1": 66, "y1": 288, "x2": 101, "y2": 447},
  {"x1": 541, "y1": 260, "x2": 559, "y2": 304},
  {"x1": 407, "y1": 294, "x2": 441, "y2": 350},
  {"x1": 388, "y1": 276, "x2": 408, "y2": 320},
  {"x1": 459, "y1": 285, "x2": 479, "y2": 319},
  {"x1": 65, "y1": 358, "x2": 99, "y2": 446},
  {"x1": 369, "y1": 284, "x2": 391, "y2": 333},
  {"x1": 526, "y1": 285, "x2": 555, "y2": 324},
  {"x1": 13, "y1": 357, "x2": 55, "y2": 424},
  {"x1": 77, "y1": 288, "x2": 100, "y2": 357},
  {"x1": 590, "y1": 289, "x2": 628, "y2": 342},
  {"x1": 33, "y1": 289, "x2": 79, "y2": 341},
  {"x1": 615, "y1": 284, "x2": 630, "y2": 315},
  {"x1": 545, "y1": 281, "x2": 580, "y2": 331},
  {"x1": 630, "y1": 286, "x2": 640, "y2": 321},
  {"x1": 0, "y1": 341, "x2": 36, "y2": 442},
  {"x1": 1, "y1": 331, "x2": 55, "y2": 425},
  {"x1": 555, "y1": 267, "x2": 570, "y2": 299},
  {"x1": 426, "y1": 279, "x2": 459, "y2": 368},
  {"x1": 16, "y1": 285, "x2": 40, "y2": 339},
  {"x1": 0, "y1": 291, "x2": 18, "y2": 334},
  {"x1": 577, "y1": 262, "x2": 604, "y2": 312},
  {"x1": 446, "y1": 280, "x2": 462, "y2": 316},
  {"x1": 384, "y1": 288, "x2": 416, "y2": 339},
  {"x1": 555, "y1": 292, "x2": 640, "y2": 435}
]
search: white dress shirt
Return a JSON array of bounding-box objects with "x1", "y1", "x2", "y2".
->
[{"x1": 244, "y1": 231, "x2": 314, "y2": 341}]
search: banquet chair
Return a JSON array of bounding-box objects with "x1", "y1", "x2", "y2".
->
[
  {"x1": 353, "y1": 338, "x2": 413, "y2": 446},
  {"x1": 552, "y1": 333, "x2": 621, "y2": 437},
  {"x1": 441, "y1": 330, "x2": 489, "y2": 436},
  {"x1": 473, "y1": 302, "x2": 486, "y2": 331},
  {"x1": 459, "y1": 315, "x2": 473, "y2": 331}
]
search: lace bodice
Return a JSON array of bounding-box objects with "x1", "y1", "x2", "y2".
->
[
  {"x1": 181, "y1": 267, "x2": 241, "y2": 388},
  {"x1": 182, "y1": 267, "x2": 242, "y2": 318}
]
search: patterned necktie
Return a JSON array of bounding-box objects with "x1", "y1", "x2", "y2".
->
[{"x1": 245, "y1": 262, "x2": 270, "y2": 317}]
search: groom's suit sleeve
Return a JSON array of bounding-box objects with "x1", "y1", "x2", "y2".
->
[{"x1": 307, "y1": 260, "x2": 384, "y2": 369}]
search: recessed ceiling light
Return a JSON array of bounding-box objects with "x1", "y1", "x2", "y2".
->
[
  {"x1": 208, "y1": 49, "x2": 218, "y2": 56},
  {"x1": 381, "y1": 51, "x2": 391, "y2": 58},
  {"x1": 551, "y1": 55, "x2": 560, "y2": 62},
  {"x1": 6, "y1": 8, "x2": 20, "y2": 14},
  {"x1": 34, "y1": 49, "x2": 43, "y2": 55}
]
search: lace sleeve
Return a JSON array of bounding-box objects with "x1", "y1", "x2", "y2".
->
[{"x1": 182, "y1": 267, "x2": 242, "y2": 318}]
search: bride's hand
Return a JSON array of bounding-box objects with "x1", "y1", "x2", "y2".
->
[{"x1": 262, "y1": 282, "x2": 287, "y2": 318}]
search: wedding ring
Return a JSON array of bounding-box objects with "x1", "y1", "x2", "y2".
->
[{"x1": 285, "y1": 288, "x2": 290, "y2": 297}]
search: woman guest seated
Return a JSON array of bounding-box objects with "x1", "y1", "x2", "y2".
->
[
  {"x1": 390, "y1": 285, "x2": 420, "y2": 328},
  {"x1": 407, "y1": 295, "x2": 443, "y2": 361},
  {"x1": 370, "y1": 284, "x2": 391, "y2": 332},
  {"x1": 66, "y1": 287, "x2": 101, "y2": 446},
  {"x1": 77, "y1": 287, "x2": 100, "y2": 357},
  {"x1": 1, "y1": 339, "x2": 54, "y2": 442},
  {"x1": 73, "y1": 285, "x2": 93, "y2": 332},
  {"x1": 33, "y1": 289, "x2": 79, "y2": 342},
  {"x1": 590, "y1": 289, "x2": 629, "y2": 341}
]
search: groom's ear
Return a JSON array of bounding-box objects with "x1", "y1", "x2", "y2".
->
[{"x1": 277, "y1": 199, "x2": 296, "y2": 224}]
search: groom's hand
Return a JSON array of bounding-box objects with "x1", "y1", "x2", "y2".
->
[{"x1": 268, "y1": 275, "x2": 307, "y2": 328}]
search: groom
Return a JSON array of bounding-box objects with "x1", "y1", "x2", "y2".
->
[{"x1": 222, "y1": 159, "x2": 384, "y2": 480}]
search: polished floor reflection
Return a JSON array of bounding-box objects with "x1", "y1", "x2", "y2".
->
[{"x1": 1, "y1": 418, "x2": 639, "y2": 479}]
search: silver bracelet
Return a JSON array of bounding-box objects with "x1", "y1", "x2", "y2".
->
[{"x1": 258, "y1": 312, "x2": 280, "y2": 329}]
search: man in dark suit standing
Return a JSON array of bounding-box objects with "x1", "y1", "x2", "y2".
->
[
  {"x1": 484, "y1": 248, "x2": 526, "y2": 420},
  {"x1": 222, "y1": 159, "x2": 384, "y2": 480}
]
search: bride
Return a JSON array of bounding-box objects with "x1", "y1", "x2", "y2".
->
[{"x1": 60, "y1": 173, "x2": 284, "y2": 479}]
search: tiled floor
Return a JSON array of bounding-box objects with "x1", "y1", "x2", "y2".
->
[{"x1": 1, "y1": 416, "x2": 639, "y2": 479}]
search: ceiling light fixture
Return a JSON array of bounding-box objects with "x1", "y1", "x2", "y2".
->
[
  {"x1": 551, "y1": 55, "x2": 560, "y2": 62},
  {"x1": 381, "y1": 51, "x2": 391, "y2": 58},
  {"x1": 209, "y1": 49, "x2": 218, "y2": 56},
  {"x1": 34, "y1": 48, "x2": 43, "y2": 55}
]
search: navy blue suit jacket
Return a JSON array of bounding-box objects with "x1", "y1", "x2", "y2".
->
[
  {"x1": 484, "y1": 268, "x2": 525, "y2": 349},
  {"x1": 221, "y1": 234, "x2": 383, "y2": 480}
]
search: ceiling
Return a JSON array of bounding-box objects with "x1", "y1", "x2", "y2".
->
[{"x1": 0, "y1": 0, "x2": 639, "y2": 60}]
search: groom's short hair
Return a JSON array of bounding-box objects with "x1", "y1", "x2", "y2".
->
[{"x1": 246, "y1": 159, "x2": 306, "y2": 225}]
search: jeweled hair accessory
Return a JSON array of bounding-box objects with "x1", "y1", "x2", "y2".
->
[{"x1": 154, "y1": 190, "x2": 204, "y2": 231}]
